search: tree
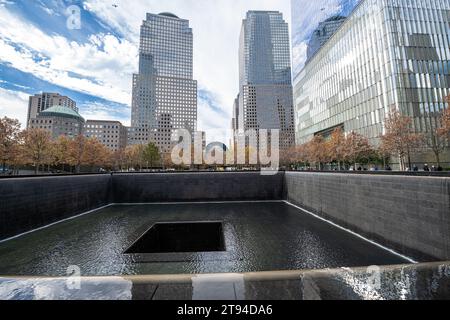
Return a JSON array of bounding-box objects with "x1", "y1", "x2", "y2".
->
[
  {"x1": 306, "y1": 135, "x2": 327, "y2": 170},
  {"x1": 280, "y1": 146, "x2": 297, "y2": 167},
  {"x1": 112, "y1": 148, "x2": 127, "y2": 171},
  {"x1": 20, "y1": 128, "x2": 52, "y2": 174},
  {"x1": 143, "y1": 143, "x2": 161, "y2": 168},
  {"x1": 0, "y1": 117, "x2": 21, "y2": 172},
  {"x1": 124, "y1": 144, "x2": 145, "y2": 171},
  {"x1": 343, "y1": 131, "x2": 374, "y2": 169},
  {"x1": 52, "y1": 135, "x2": 72, "y2": 172},
  {"x1": 380, "y1": 108, "x2": 423, "y2": 171},
  {"x1": 68, "y1": 135, "x2": 85, "y2": 173},
  {"x1": 438, "y1": 102, "x2": 450, "y2": 141},
  {"x1": 327, "y1": 127, "x2": 346, "y2": 170},
  {"x1": 425, "y1": 122, "x2": 446, "y2": 167},
  {"x1": 83, "y1": 138, "x2": 111, "y2": 171},
  {"x1": 162, "y1": 152, "x2": 174, "y2": 170}
]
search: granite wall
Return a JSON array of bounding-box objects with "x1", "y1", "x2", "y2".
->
[
  {"x1": 1, "y1": 172, "x2": 449, "y2": 264},
  {"x1": 112, "y1": 172, "x2": 285, "y2": 203},
  {"x1": 0, "y1": 172, "x2": 284, "y2": 241},
  {"x1": 0, "y1": 175, "x2": 112, "y2": 240},
  {"x1": 285, "y1": 172, "x2": 450, "y2": 261}
]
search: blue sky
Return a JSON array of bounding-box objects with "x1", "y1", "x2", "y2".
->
[{"x1": 0, "y1": 0, "x2": 358, "y2": 130}]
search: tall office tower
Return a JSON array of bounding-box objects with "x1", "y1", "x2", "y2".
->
[
  {"x1": 306, "y1": 15, "x2": 346, "y2": 61},
  {"x1": 293, "y1": 0, "x2": 450, "y2": 164},
  {"x1": 237, "y1": 11, "x2": 295, "y2": 150},
  {"x1": 130, "y1": 12, "x2": 198, "y2": 153},
  {"x1": 27, "y1": 93, "x2": 77, "y2": 128}
]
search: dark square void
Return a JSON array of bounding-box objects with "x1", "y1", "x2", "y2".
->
[{"x1": 125, "y1": 222, "x2": 225, "y2": 254}]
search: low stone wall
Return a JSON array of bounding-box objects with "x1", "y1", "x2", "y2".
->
[
  {"x1": 112, "y1": 172, "x2": 285, "y2": 203},
  {"x1": 285, "y1": 172, "x2": 450, "y2": 262},
  {"x1": 0, "y1": 175, "x2": 112, "y2": 240}
]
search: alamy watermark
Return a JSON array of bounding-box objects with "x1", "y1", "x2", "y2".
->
[
  {"x1": 171, "y1": 129, "x2": 281, "y2": 175},
  {"x1": 66, "y1": 265, "x2": 81, "y2": 290},
  {"x1": 66, "y1": 5, "x2": 81, "y2": 30}
]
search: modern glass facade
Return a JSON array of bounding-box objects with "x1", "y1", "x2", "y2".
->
[
  {"x1": 131, "y1": 13, "x2": 197, "y2": 152},
  {"x1": 294, "y1": 0, "x2": 450, "y2": 152},
  {"x1": 306, "y1": 16, "x2": 347, "y2": 62},
  {"x1": 237, "y1": 11, "x2": 295, "y2": 149}
]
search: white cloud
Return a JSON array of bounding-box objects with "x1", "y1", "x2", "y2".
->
[
  {"x1": 0, "y1": 0, "x2": 14, "y2": 7},
  {"x1": 0, "y1": 6, "x2": 137, "y2": 105},
  {"x1": 81, "y1": 101, "x2": 131, "y2": 127},
  {"x1": 0, "y1": 87, "x2": 29, "y2": 127}
]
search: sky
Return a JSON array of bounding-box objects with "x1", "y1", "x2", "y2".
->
[{"x1": 0, "y1": 0, "x2": 358, "y2": 132}]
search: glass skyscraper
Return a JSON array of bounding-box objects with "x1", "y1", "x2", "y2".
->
[
  {"x1": 235, "y1": 11, "x2": 295, "y2": 150},
  {"x1": 294, "y1": 0, "x2": 450, "y2": 163},
  {"x1": 130, "y1": 12, "x2": 197, "y2": 153}
]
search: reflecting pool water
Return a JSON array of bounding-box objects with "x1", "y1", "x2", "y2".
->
[{"x1": 0, "y1": 202, "x2": 408, "y2": 276}]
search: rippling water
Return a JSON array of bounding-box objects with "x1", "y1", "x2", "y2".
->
[{"x1": 0, "y1": 202, "x2": 408, "y2": 276}]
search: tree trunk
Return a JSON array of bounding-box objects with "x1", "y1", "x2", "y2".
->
[
  {"x1": 434, "y1": 150, "x2": 441, "y2": 167},
  {"x1": 407, "y1": 149, "x2": 412, "y2": 171}
]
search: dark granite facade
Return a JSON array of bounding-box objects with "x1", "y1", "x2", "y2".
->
[
  {"x1": 1, "y1": 172, "x2": 449, "y2": 265},
  {"x1": 0, "y1": 172, "x2": 284, "y2": 241},
  {"x1": 285, "y1": 172, "x2": 450, "y2": 262},
  {"x1": 0, "y1": 175, "x2": 111, "y2": 240},
  {"x1": 112, "y1": 172, "x2": 285, "y2": 203}
]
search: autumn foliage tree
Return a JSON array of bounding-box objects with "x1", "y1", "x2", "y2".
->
[
  {"x1": 380, "y1": 108, "x2": 424, "y2": 171},
  {"x1": 0, "y1": 117, "x2": 21, "y2": 171},
  {"x1": 306, "y1": 135, "x2": 328, "y2": 170},
  {"x1": 83, "y1": 138, "x2": 111, "y2": 171},
  {"x1": 64, "y1": 135, "x2": 112, "y2": 173},
  {"x1": 343, "y1": 131, "x2": 374, "y2": 169},
  {"x1": 439, "y1": 95, "x2": 450, "y2": 142},
  {"x1": 52, "y1": 135, "x2": 72, "y2": 172},
  {"x1": 123, "y1": 144, "x2": 146, "y2": 170},
  {"x1": 440, "y1": 106, "x2": 450, "y2": 138},
  {"x1": 326, "y1": 127, "x2": 346, "y2": 170},
  {"x1": 20, "y1": 128, "x2": 53, "y2": 174}
]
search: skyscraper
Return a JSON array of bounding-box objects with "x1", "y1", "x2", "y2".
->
[
  {"x1": 236, "y1": 11, "x2": 295, "y2": 150},
  {"x1": 293, "y1": 0, "x2": 450, "y2": 164},
  {"x1": 130, "y1": 12, "x2": 198, "y2": 153},
  {"x1": 306, "y1": 15, "x2": 346, "y2": 62}
]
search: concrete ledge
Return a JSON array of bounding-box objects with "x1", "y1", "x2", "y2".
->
[
  {"x1": 1, "y1": 262, "x2": 449, "y2": 300},
  {"x1": 285, "y1": 172, "x2": 450, "y2": 262}
]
